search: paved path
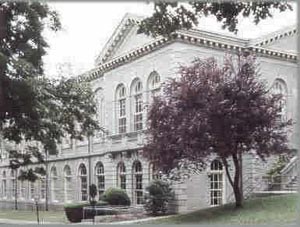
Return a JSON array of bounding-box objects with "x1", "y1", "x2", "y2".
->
[{"x1": 0, "y1": 214, "x2": 175, "y2": 225}]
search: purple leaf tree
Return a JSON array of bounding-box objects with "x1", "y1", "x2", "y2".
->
[{"x1": 144, "y1": 53, "x2": 293, "y2": 208}]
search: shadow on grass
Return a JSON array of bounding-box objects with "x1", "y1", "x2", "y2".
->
[{"x1": 147, "y1": 194, "x2": 297, "y2": 224}]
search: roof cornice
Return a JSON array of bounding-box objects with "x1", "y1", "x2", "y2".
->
[{"x1": 78, "y1": 31, "x2": 297, "y2": 83}]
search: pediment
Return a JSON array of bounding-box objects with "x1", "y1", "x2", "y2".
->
[{"x1": 94, "y1": 13, "x2": 156, "y2": 66}]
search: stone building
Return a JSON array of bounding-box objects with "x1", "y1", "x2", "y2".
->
[{"x1": 0, "y1": 13, "x2": 298, "y2": 212}]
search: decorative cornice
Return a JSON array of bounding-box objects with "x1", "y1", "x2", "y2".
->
[
  {"x1": 78, "y1": 31, "x2": 297, "y2": 82},
  {"x1": 251, "y1": 25, "x2": 297, "y2": 47}
]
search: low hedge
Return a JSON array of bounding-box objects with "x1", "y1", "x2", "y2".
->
[{"x1": 64, "y1": 201, "x2": 108, "y2": 223}]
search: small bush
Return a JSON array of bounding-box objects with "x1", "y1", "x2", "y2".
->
[
  {"x1": 101, "y1": 187, "x2": 131, "y2": 206},
  {"x1": 89, "y1": 184, "x2": 98, "y2": 205},
  {"x1": 144, "y1": 180, "x2": 174, "y2": 216},
  {"x1": 64, "y1": 201, "x2": 108, "y2": 223}
]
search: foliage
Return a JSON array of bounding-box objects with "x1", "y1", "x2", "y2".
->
[
  {"x1": 144, "y1": 53, "x2": 292, "y2": 207},
  {"x1": 144, "y1": 179, "x2": 174, "y2": 215},
  {"x1": 89, "y1": 184, "x2": 98, "y2": 205},
  {"x1": 0, "y1": 2, "x2": 102, "y2": 181},
  {"x1": 138, "y1": 1, "x2": 293, "y2": 37},
  {"x1": 101, "y1": 187, "x2": 131, "y2": 206},
  {"x1": 63, "y1": 201, "x2": 108, "y2": 209},
  {"x1": 267, "y1": 155, "x2": 290, "y2": 177}
]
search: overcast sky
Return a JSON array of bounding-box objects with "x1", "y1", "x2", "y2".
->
[{"x1": 43, "y1": 2, "x2": 297, "y2": 78}]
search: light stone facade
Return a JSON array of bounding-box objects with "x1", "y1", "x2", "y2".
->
[{"x1": 0, "y1": 13, "x2": 298, "y2": 212}]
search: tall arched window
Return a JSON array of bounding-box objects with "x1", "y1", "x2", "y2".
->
[
  {"x1": 147, "y1": 71, "x2": 161, "y2": 103},
  {"x1": 95, "y1": 162, "x2": 105, "y2": 196},
  {"x1": 272, "y1": 79, "x2": 288, "y2": 121},
  {"x1": 2, "y1": 171, "x2": 7, "y2": 198},
  {"x1": 117, "y1": 162, "x2": 126, "y2": 190},
  {"x1": 131, "y1": 79, "x2": 143, "y2": 131},
  {"x1": 64, "y1": 165, "x2": 72, "y2": 202},
  {"x1": 132, "y1": 160, "x2": 143, "y2": 205},
  {"x1": 40, "y1": 177, "x2": 46, "y2": 200},
  {"x1": 78, "y1": 164, "x2": 88, "y2": 201},
  {"x1": 210, "y1": 160, "x2": 224, "y2": 206},
  {"x1": 10, "y1": 170, "x2": 16, "y2": 199},
  {"x1": 116, "y1": 84, "x2": 127, "y2": 134},
  {"x1": 149, "y1": 162, "x2": 160, "y2": 181},
  {"x1": 94, "y1": 88, "x2": 105, "y2": 140},
  {"x1": 50, "y1": 166, "x2": 58, "y2": 202},
  {"x1": 30, "y1": 181, "x2": 35, "y2": 200}
]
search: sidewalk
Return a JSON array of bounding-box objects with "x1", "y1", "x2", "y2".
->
[
  {"x1": 0, "y1": 218, "x2": 64, "y2": 225},
  {"x1": 0, "y1": 214, "x2": 176, "y2": 225}
]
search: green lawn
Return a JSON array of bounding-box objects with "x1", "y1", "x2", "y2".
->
[
  {"x1": 0, "y1": 209, "x2": 67, "y2": 223},
  {"x1": 0, "y1": 194, "x2": 297, "y2": 224},
  {"x1": 142, "y1": 194, "x2": 298, "y2": 224}
]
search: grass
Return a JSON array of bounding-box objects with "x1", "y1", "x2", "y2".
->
[
  {"x1": 0, "y1": 209, "x2": 67, "y2": 223},
  {"x1": 142, "y1": 194, "x2": 298, "y2": 224},
  {"x1": 0, "y1": 194, "x2": 297, "y2": 224}
]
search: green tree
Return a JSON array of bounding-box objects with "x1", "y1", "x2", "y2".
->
[
  {"x1": 0, "y1": 2, "x2": 102, "y2": 209},
  {"x1": 138, "y1": 1, "x2": 292, "y2": 37}
]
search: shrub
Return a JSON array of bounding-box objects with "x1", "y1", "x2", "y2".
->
[
  {"x1": 64, "y1": 201, "x2": 108, "y2": 223},
  {"x1": 101, "y1": 187, "x2": 131, "y2": 206},
  {"x1": 89, "y1": 184, "x2": 97, "y2": 206},
  {"x1": 144, "y1": 180, "x2": 174, "y2": 216}
]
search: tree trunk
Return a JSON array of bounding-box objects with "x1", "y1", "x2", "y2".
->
[
  {"x1": 233, "y1": 181, "x2": 243, "y2": 208},
  {"x1": 232, "y1": 153, "x2": 243, "y2": 208}
]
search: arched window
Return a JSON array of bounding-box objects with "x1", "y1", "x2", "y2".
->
[
  {"x1": 10, "y1": 170, "x2": 16, "y2": 199},
  {"x1": 30, "y1": 181, "x2": 35, "y2": 200},
  {"x1": 149, "y1": 162, "x2": 160, "y2": 181},
  {"x1": 147, "y1": 71, "x2": 161, "y2": 103},
  {"x1": 40, "y1": 177, "x2": 46, "y2": 200},
  {"x1": 131, "y1": 79, "x2": 143, "y2": 131},
  {"x1": 78, "y1": 164, "x2": 88, "y2": 201},
  {"x1": 132, "y1": 160, "x2": 143, "y2": 205},
  {"x1": 117, "y1": 162, "x2": 126, "y2": 190},
  {"x1": 2, "y1": 171, "x2": 7, "y2": 198},
  {"x1": 95, "y1": 162, "x2": 105, "y2": 196},
  {"x1": 210, "y1": 160, "x2": 224, "y2": 206},
  {"x1": 272, "y1": 79, "x2": 288, "y2": 121},
  {"x1": 64, "y1": 165, "x2": 72, "y2": 202},
  {"x1": 95, "y1": 88, "x2": 105, "y2": 139},
  {"x1": 116, "y1": 84, "x2": 127, "y2": 134},
  {"x1": 50, "y1": 166, "x2": 58, "y2": 202},
  {"x1": 20, "y1": 180, "x2": 25, "y2": 199}
]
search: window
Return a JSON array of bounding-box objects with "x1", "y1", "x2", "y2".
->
[
  {"x1": 116, "y1": 84, "x2": 127, "y2": 134},
  {"x1": 272, "y1": 79, "x2": 288, "y2": 122},
  {"x1": 2, "y1": 171, "x2": 7, "y2": 198},
  {"x1": 95, "y1": 162, "x2": 105, "y2": 197},
  {"x1": 147, "y1": 71, "x2": 161, "y2": 102},
  {"x1": 10, "y1": 170, "x2": 16, "y2": 199},
  {"x1": 210, "y1": 160, "x2": 224, "y2": 206},
  {"x1": 64, "y1": 165, "x2": 72, "y2": 202},
  {"x1": 131, "y1": 80, "x2": 143, "y2": 131},
  {"x1": 40, "y1": 177, "x2": 46, "y2": 200},
  {"x1": 149, "y1": 162, "x2": 160, "y2": 181},
  {"x1": 79, "y1": 164, "x2": 88, "y2": 201},
  {"x1": 117, "y1": 162, "x2": 126, "y2": 190},
  {"x1": 30, "y1": 181, "x2": 35, "y2": 200},
  {"x1": 95, "y1": 88, "x2": 105, "y2": 139},
  {"x1": 20, "y1": 180, "x2": 26, "y2": 199},
  {"x1": 50, "y1": 166, "x2": 58, "y2": 202},
  {"x1": 132, "y1": 161, "x2": 143, "y2": 205}
]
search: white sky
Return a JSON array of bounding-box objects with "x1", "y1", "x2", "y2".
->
[{"x1": 43, "y1": 2, "x2": 297, "y2": 78}]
